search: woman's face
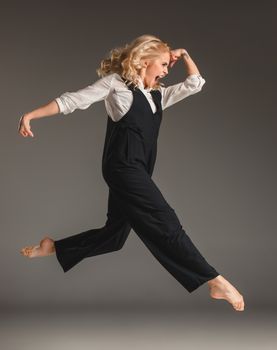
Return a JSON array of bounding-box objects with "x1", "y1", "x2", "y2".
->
[{"x1": 139, "y1": 51, "x2": 170, "y2": 88}]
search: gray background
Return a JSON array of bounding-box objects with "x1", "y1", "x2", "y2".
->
[{"x1": 1, "y1": 0, "x2": 276, "y2": 313}]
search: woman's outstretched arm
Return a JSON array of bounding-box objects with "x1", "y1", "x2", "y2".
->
[
  {"x1": 18, "y1": 73, "x2": 114, "y2": 138},
  {"x1": 18, "y1": 100, "x2": 60, "y2": 138}
]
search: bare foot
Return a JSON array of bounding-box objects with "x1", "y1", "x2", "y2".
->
[
  {"x1": 208, "y1": 275, "x2": 245, "y2": 311},
  {"x1": 20, "y1": 237, "x2": 55, "y2": 258}
]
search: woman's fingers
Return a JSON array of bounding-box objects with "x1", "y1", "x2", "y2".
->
[
  {"x1": 169, "y1": 60, "x2": 177, "y2": 68},
  {"x1": 24, "y1": 129, "x2": 34, "y2": 137},
  {"x1": 24, "y1": 128, "x2": 34, "y2": 137},
  {"x1": 17, "y1": 115, "x2": 24, "y2": 132},
  {"x1": 170, "y1": 48, "x2": 189, "y2": 60},
  {"x1": 169, "y1": 49, "x2": 189, "y2": 68},
  {"x1": 169, "y1": 55, "x2": 178, "y2": 68},
  {"x1": 18, "y1": 115, "x2": 34, "y2": 137},
  {"x1": 169, "y1": 52, "x2": 177, "y2": 68},
  {"x1": 170, "y1": 49, "x2": 183, "y2": 58}
]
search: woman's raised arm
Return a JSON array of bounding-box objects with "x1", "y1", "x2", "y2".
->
[{"x1": 160, "y1": 49, "x2": 205, "y2": 110}]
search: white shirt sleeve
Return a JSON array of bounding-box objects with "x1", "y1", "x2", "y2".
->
[
  {"x1": 55, "y1": 74, "x2": 114, "y2": 115},
  {"x1": 160, "y1": 74, "x2": 206, "y2": 110}
]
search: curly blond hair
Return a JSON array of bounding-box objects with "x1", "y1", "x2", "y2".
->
[{"x1": 96, "y1": 34, "x2": 171, "y2": 89}]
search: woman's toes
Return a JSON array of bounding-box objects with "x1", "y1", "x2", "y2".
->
[
  {"x1": 21, "y1": 247, "x2": 29, "y2": 255},
  {"x1": 25, "y1": 247, "x2": 33, "y2": 256},
  {"x1": 234, "y1": 300, "x2": 244, "y2": 311},
  {"x1": 20, "y1": 245, "x2": 39, "y2": 257}
]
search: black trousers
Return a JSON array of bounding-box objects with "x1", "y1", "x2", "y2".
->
[{"x1": 54, "y1": 166, "x2": 219, "y2": 293}]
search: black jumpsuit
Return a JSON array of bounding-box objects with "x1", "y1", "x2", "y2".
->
[{"x1": 54, "y1": 79, "x2": 220, "y2": 293}]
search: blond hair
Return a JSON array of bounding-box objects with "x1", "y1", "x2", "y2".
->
[{"x1": 96, "y1": 34, "x2": 171, "y2": 89}]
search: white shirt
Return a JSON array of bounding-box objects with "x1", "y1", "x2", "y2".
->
[{"x1": 55, "y1": 72, "x2": 205, "y2": 122}]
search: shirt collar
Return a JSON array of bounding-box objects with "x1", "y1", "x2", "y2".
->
[{"x1": 137, "y1": 76, "x2": 153, "y2": 92}]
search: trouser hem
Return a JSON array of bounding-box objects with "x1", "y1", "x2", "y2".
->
[
  {"x1": 186, "y1": 272, "x2": 220, "y2": 293},
  {"x1": 54, "y1": 240, "x2": 83, "y2": 273}
]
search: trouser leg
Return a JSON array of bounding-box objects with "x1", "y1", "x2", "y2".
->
[
  {"x1": 54, "y1": 189, "x2": 131, "y2": 272},
  {"x1": 105, "y1": 168, "x2": 220, "y2": 293}
]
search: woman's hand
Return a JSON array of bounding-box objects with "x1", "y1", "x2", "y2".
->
[
  {"x1": 18, "y1": 114, "x2": 34, "y2": 138},
  {"x1": 169, "y1": 48, "x2": 189, "y2": 68}
]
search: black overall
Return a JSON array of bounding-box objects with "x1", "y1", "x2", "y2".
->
[{"x1": 54, "y1": 80, "x2": 219, "y2": 293}]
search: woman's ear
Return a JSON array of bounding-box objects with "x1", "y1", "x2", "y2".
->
[{"x1": 140, "y1": 58, "x2": 150, "y2": 68}]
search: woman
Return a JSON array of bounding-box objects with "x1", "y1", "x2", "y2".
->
[{"x1": 19, "y1": 34, "x2": 245, "y2": 311}]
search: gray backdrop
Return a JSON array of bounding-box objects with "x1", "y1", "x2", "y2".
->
[{"x1": 1, "y1": 0, "x2": 276, "y2": 310}]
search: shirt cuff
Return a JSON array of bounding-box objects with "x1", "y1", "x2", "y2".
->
[{"x1": 55, "y1": 97, "x2": 65, "y2": 114}]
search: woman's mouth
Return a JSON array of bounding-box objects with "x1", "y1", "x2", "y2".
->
[{"x1": 155, "y1": 75, "x2": 163, "y2": 81}]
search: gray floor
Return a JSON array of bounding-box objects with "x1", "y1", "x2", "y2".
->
[{"x1": 1, "y1": 305, "x2": 276, "y2": 350}]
